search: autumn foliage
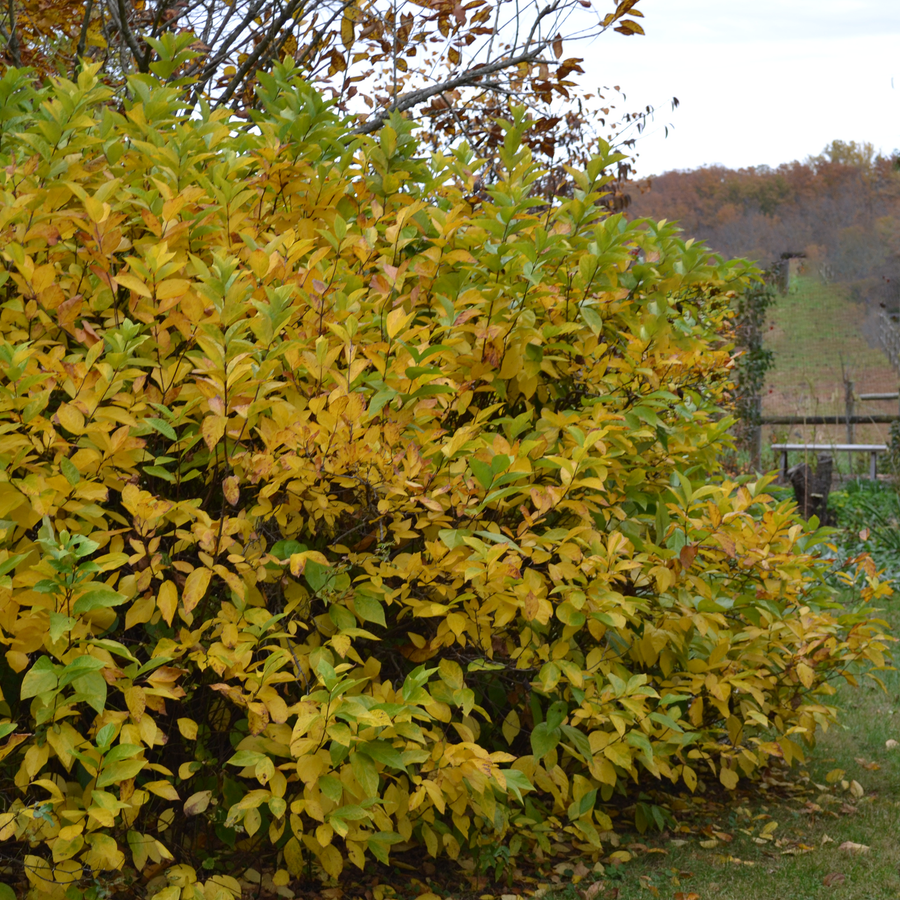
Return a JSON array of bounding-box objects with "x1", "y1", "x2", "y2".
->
[
  {"x1": 628, "y1": 142, "x2": 900, "y2": 293},
  {"x1": 0, "y1": 61, "x2": 892, "y2": 899}
]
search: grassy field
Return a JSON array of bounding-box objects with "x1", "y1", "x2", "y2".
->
[{"x1": 761, "y1": 275, "x2": 898, "y2": 470}]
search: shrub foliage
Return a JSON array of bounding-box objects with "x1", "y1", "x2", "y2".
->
[{"x1": 0, "y1": 61, "x2": 891, "y2": 899}]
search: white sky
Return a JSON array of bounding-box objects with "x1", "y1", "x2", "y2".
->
[{"x1": 579, "y1": 0, "x2": 900, "y2": 176}]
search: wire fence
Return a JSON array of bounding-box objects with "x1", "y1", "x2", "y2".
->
[{"x1": 757, "y1": 269, "x2": 900, "y2": 478}]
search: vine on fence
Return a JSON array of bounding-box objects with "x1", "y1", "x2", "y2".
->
[{"x1": 732, "y1": 268, "x2": 777, "y2": 456}]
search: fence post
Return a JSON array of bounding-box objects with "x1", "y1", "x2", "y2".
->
[{"x1": 845, "y1": 379, "x2": 855, "y2": 445}]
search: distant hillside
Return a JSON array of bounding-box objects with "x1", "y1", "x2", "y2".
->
[{"x1": 627, "y1": 141, "x2": 900, "y2": 306}]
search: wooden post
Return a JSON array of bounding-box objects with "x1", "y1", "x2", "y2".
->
[{"x1": 845, "y1": 380, "x2": 854, "y2": 443}]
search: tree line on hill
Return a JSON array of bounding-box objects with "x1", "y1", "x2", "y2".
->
[{"x1": 627, "y1": 140, "x2": 900, "y2": 305}]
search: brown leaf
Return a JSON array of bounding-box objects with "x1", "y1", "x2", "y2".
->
[
  {"x1": 823, "y1": 873, "x2": 847, "y2": 887},
  {"x1": 838, "y1": 841, "x2": 869, "y2": 854},
  {"x1": 679, "y1": 543, "x2": 698, "y2": 570}
]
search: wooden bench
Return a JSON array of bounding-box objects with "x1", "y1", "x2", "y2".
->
[{"x1": 771, "y1": 443, "x2": 887, "y2": 480}]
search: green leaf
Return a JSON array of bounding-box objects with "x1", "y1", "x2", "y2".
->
[
  {"x1": 270, "y1": 540, "x2": 307, "y2": 560},
  {"x1": 57, "y1": 656, "x2": 106, "y2": 688},
  {"x1": 359, "y1": 740, "x2": 405, "y2": 769},
  {"x1": 96, "y1": 758, "x2": 147, "y2": 787},
  {"x1": 95, "y1": 723, "x2": 116, "y2": 750},
  {"x1": 0, "y1": 551, "x2": 28, "y2": 577},
  {"x1": 103, "y1": 744, "x2": 144, "y2": 763},
  {"x1": 49, "y1": 612, "x2": 77, "y2": 642},
  {"x1": 20, "y1": 656, "x2": 59, "y2": 699},
  {"x1": 567, "y1": 787, "x2": 597, "y2": 820},
  {"x1": 353, "y1": 589, "x2": 386, "y2": 627},
  {"x1": 226, "y1": 750, "x2": 266, "y2": 767},
  {"x1": 146, "y1": 417, "x2": 177, "y2": 440},
  {"x1": 319, "y1": 774, "x2": 343, "y2": 804},
  {"x1": 502, "y1": 769, "x2": 534, "y2": 804},
  {"x1": 304, "y1": 559, "x2": 332, "y2": 593},
  {"x1": 367, "y1": 832, "x2": 402, "y2": 864},
  {"x1": 530, "y1": 722, "x2": 561, "y2": 760},
  {"x1": 560, "y1": 724, "x2": 593, "y2": 760},
  {"x1": 469, "y1": 457, "x2": 494, "y2": 490},
  {"x1": 545, "y1": 700, "x2": 568, "y2": 731},
  {"x1": 350, "y1": 751, "x2": 379, "y2": 797},
  {"x1": 70, "y1": 671, "x2": 107, "y2": 714},
  {"x1": 72, "y1": 586, "x2": 127, "y2": 614},
  {"x1": 60, "y1": 457, "x2": 81, "y2": 485}
]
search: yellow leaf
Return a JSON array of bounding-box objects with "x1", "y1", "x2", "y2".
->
[
  {"x1": 341, "y1": 12, "x2": 355, "y2": 49},
  {"x1": 125, "y1": 593, "x2": 155, "y2": 630},
  {"x1": 201, "y1": 415, "x2": 227, "y2": 451},
  {"x1": 603, "y1": 743, "x2": 632, "y2": 769},
  {"x1": 84, "y1": 195, "x2": 110, "y2": 223},
  {"x1": 825, "y1": 768, "x2": 845, "y2": 784},
  {"x1": 184, "y1": 790, "x2": 212, "y2": 816},
  {"x1": 719, "y1": 767, "x2": 739, "y2": 790},
  {"x1": 502, "y1": 710, "x2": 520, "y2": 744},
  {"x1": 156, "y1": 279, "x2": 191, "y2": 300},
  {"x1": 796, "y1": 662, "x2": 814, "y2": 689},
  {"x1": 849, "y1": 780, "x2": 864, "y2": 799},
  {"x1": 157, "y1": 580, "x2": 179, "y2": 626},
  {"x1": 223, "y1": 475, "x2": 240, "y2": 506},
  {"x1": 125, "y1": 685, "x2": 146, "y2": 722},
  {"x1": 182, "y1": 568, "x2": 212, "y2": 617},
  {"x1": 607, "y1": 850, "x2": 631, "y2": 865},
  {"x1": 319, "y1": 843, "x2": 343, "y2": 878},
  {"x1": 386, "y1": 306, "x2": 411, "y2": 340},
  {"x1": 177, "y1": 718, "x2": 198, "y2": 740},
  {"x1": 56, "y1": 403, "x2": 85, "y2": 435},
  {"x1": 115, "y1": 272, "x2": 153, "y2": 298},
  {"x1": 145, "y1": 780, "x2": 180, "y2": 801}
]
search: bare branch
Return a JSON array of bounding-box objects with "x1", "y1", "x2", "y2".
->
[
  {"x1": 355, "y1": 44, "x2": 553, "y2": 135},
  {"x1": 72, "y1": 0, "x2": 96, "y2": 76},
  {"x1": 3, "y1": 0, "x2": 21, "y2": 68},
  {"x1": 213, "y1": 0, "x2": 308, "y2": 109},
  {"x1": 107, "y1": 0, "x2": 149, "y2": 72}
]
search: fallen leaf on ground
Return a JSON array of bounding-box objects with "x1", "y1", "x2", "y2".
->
[
  {"x1": 854, "y1": 757, "x2": 880, "y2": 771},
  {"x1": 821, "y1": 834, "x2": 834, "y2": 845},
  {"x1": 886, "y1": 739, "x2": 899, "y2": 750},
  {"x1": 823, "y1": 872, "x2": 847, "y2": 887},
  {"x1": 838, "y1": 841, "x2": 870, "y2": 854},
  {"x1": 577, "y1": 881, "x2": 604, "y2": 900},
  {"x1": 849, "y1": 780, "x2": 865, "y2": 799}
]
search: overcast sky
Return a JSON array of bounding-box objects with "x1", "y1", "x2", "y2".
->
[{"x1": 579, "y1": 0, "x2": 900, "y2": 176}]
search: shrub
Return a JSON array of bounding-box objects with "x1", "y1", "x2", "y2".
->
[{"x1": 0, "y1": 61, "x2": 891, "y2": 899}]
